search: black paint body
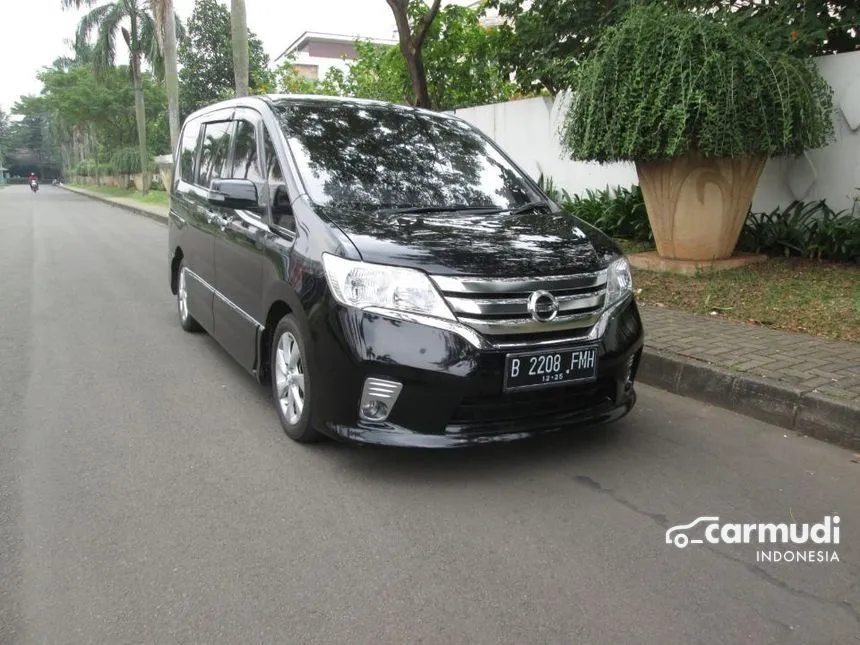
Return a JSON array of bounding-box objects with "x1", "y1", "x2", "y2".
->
[{"x1": 168, "y1": 95, "x2": 644, "y2": 448}]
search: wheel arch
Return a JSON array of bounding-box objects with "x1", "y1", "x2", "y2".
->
[
  {"x1": 170, "y1": 246, "x2": 184, "y2": 295},
  {"x1": 257, "y1": 283, "x2": 308, "y2": 385}
]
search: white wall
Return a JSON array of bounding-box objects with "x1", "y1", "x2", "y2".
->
[
  {"x1": 451, "y1": 95, "x2": 639, "y2": 200},
  {"x1": 451, "y1": 50, "x2": 860, "y2": 215}
]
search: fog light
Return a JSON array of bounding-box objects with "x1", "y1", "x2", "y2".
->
[{"x1": 359, "y1": 377, "x2": 403, "y2": 422}]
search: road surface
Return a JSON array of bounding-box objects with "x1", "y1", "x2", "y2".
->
[{"x1": 1, "y1": 185, "x2": 858, "y2": 644}]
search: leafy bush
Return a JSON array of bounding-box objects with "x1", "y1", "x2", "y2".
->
[
  {"x1": 547, "y1": 178, "x2": 859, "y2": 263},
  {"x1": 110, "y1": 147, "x2": 152, "y2": 175},
  {"x1": 536, "y1": 172, "x2": 563, "y2": 203},
  {"x1": 561, "y1": 5, "x2": 834, "y2": 163},
  {"x1": 739, "y1": 201, "x2": 860, "y2": 263},
  {"x1": 76, "y1": 160, "x2": 97, "y2": 177},
  {"x1": 559, "y1": 185, "x2": 654, "y2": 244}
]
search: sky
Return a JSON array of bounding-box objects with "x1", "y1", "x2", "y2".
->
[{"x1": 0, "y1": 0, "x2": 409, "y2": 115}]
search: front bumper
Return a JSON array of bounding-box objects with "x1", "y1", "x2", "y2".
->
[{"x1": 307, "y1": 296, "x2": 644, "y2": 448}]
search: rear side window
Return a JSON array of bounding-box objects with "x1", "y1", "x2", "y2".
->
[
  {"x1": 196, "y1": 121, "x2": 234, "y2": 187},
  {"x1": 178, "y1": 119, "x2": 202, "y2": 184}
]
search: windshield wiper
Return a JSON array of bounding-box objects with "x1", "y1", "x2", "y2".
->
[
  {"x1": 507, "y1": 200, "x2": 553, "y2": 215},
  {"x1": 377, "y1": 205, "x2": 504, "y2": 215}
]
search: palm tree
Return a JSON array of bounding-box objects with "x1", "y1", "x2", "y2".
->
[
  {"x1": 230, "y1": 0, "x2": 249, "y2": 97},
  {"x1": 61, "y1": 0, "x2": 162, "y2": 194},
  {"x1": 149, "y1": 0, "x2": 181, "y2": 152}
]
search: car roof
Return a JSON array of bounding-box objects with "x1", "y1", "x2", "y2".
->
[{"x1": 184, "y1": 94, "x2": 455, "y2": 124}]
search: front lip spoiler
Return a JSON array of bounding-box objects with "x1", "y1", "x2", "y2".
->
[{"x1": 322, "y1": 390, "x2": 635, "y2": 448}]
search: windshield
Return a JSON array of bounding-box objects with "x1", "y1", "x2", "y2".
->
[{"x1": 273, "y1": 100, "x2": 542, "y2": 212}]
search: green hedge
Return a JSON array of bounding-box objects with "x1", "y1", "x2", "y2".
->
[
  {"x1": 544, "y1": 179, "x2": 860, "y2": 263},
  {"x1": 74, "y1": 150, "x2": 156, "y2": 177}
]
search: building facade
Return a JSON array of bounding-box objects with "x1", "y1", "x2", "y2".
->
[{"x1": 275, "y1": 31, "x2": 397, "y2": 82}]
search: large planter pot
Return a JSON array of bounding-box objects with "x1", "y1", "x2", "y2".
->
[{"x1": 636, "y1": 152, "x2": 767, "y2": 261}]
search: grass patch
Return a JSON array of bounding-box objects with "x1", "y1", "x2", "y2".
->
[
  {"x1": 69, "y1": 183, "x2": 169, "y2": 208},
  {"x1": 631, "y1": 258, "x2": 860, "y2": 342}
]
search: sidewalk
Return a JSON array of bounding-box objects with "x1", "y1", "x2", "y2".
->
[
  {"x1": 62, "y1": 184, "x2": 168, "y2": 222},
  {"x1": 64, "y1": 184, "x2": 860, "y2": 450},
  {"x1": 638, "y1": 307, "x2": 860, "y2": 449}
]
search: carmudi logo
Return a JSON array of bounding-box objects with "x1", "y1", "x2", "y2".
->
[{"x1": 665, "y1": 515, "x2": 840, "y2": 563}]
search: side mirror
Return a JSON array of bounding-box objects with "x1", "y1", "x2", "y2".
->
[{"x1": 208, "y1": 178, "x2": 259, "y2": 209}]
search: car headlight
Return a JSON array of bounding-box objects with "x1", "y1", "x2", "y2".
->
[
  {"x1": 323, "y1": 253, "x2": 455, "y2": 320},
  {"x1": 606, "y1": 257, "x2": 634, "y2": 307}
]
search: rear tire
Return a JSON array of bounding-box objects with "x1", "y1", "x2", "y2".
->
[
  {"x1": 271, "y1": 315, "x2": 323, "y2": 443},
  {"x1": 176, "y1": 263, "x2": 202, "y2": 332}
]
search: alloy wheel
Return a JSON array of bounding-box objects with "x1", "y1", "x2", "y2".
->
[
  {"x1": 275, "y1": 331, "x2": 305, "y2": 425},
  {"x1": 178, "y1": 268, "x2": 189, "y2": 323}
]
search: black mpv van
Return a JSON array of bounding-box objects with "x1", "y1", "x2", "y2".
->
[{"x1": 168, "y1": 95, "x2": 644, "y2": 447}]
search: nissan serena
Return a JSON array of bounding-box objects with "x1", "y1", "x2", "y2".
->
[{"x1": 168, "y1": 95, "x2": 644, "y2": 447}]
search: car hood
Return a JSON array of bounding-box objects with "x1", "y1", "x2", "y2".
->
[{"x1": 319, "y1": 207, "x2": 620, "y2": 277}]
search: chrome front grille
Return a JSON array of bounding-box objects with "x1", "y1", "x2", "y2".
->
[{"x1": 431, "y1": 271, "x2": 607, "y2": 337}]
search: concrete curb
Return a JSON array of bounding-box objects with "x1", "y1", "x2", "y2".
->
[
  {"x1": 638, "y1": 348, "x2": 860, "y2": 450},
  {"x1": 57, "y1": 183, "x2": 860, "y2": 450},
  {"x1": 60, "y1": 184, "x2": 168, "y2": 225}
]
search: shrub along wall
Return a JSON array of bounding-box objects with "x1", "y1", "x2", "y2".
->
[
  {"x1": 542, "y1": 179, "x2": 860, "y2": 263},
  {"x1": 72, "y1": 150, "x2": 157, "y2": 190}
]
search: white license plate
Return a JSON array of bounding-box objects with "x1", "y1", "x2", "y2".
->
[{"x1": 503, "y1": 345, "x2": 598, "y2": 392}]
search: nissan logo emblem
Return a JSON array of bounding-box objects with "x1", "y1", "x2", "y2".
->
[{"x1": 527, "y1": 290, "x2": 559, "y2": 323}]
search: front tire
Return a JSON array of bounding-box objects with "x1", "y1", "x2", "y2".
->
[
  {"x1": 176, "y1": 263, "x2": 202, "y2": 332},
  {"x1": 271, "y1": 316, "x2": 323, "y2": 443}
]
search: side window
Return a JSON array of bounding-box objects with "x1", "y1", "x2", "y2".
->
[
  {"x1": 264, "y1": 128, "x2": 293, "y2": 231},
  {"x1": 265, "y1": 131, "x2": 284, "y2": 183},
  {"x1": 178, "y1": 119, "x2": 202, "y2": 184},
  {"x1": 196, "y1": 121, "x2": 233, "y2": 187},
  {"x1": 230, "y1": 119, "x2": 265, "y2": 210},
  {"x1": 230, "y1": 120, "x2": 264, "y2": 183}
]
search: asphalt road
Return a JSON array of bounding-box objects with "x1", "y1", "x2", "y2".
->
[{"x1": 1, "y1": 185, "x2": 858, "y2": 645}]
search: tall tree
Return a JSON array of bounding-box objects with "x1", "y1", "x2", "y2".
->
[
  {"x1": 277, "y1": 4, "x2": 516, "y2": 111},
  {"x1": 230, "y1": 0, "x2": 250, "y2": 97},
  {"x1": 149, "y1": 0, "x2": 183, "y2": 151},
  {"x1": 0, "y1": 109, "x2": 10, "y2": 175},
  {"x1": 6, "y1": 105, "x2": 63, "y2": 177},
  {"x1": 179, "y1": 0, "x2": 269, "y2": 116},
  {"x1": 489, "y1": 0, "x2": 859, "y2": 95},
  {"x1": 488, "y1": 0, "x2": 641, "y2": 94},
  {"x1": 384, "y1": 0, "x2": 442, "y2": 108},
  {"x1": 717, "y1": 1, "x2": 859, "y2": 57},
  {"x1": 29, "y1": 62, "x2": 169, "y2": 166},
  {"x1": 61, "y1": 0, "x2": 163, "y2": 193}
]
